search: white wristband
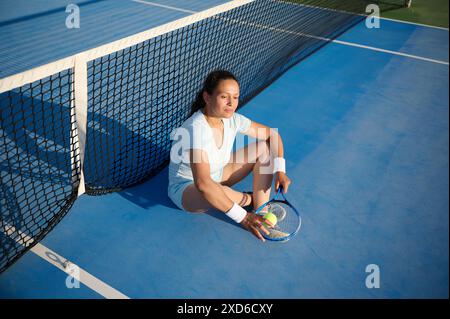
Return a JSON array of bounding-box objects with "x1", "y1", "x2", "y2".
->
[
  {"x1": 225, "y1": 203, "x2": 247, "y2": 223},
  {"x1": 273, "y1": 157, "x2": 286, "y2": 174}
]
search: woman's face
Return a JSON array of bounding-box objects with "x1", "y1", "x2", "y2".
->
[{"x1": 204, "y1": 79, "x2": 239, "y2": 118}]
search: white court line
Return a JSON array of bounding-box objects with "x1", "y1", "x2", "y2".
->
[
  {"x1": 2, "y1": 223, "x2": 130, "y2": 299},
  {"x1": 280, "y1": 0, "x2": 449, "y2": 31},
  {"x1": 379, "y1": 16, "x2": 449, "y2": 31},
  {"x1": 131, "y1": 0, "x2": 196, "y2": 14},
  {"x1": 132, "y1": 0, "x2": 448, "y2": 66},
  {"x1": 332, "y1": 38, "x2": 449, "y2": 66},
  {"x1": 212, "y1": 9, "x2": 449, "y2": 66}
]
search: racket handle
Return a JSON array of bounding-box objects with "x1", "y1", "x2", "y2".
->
[{"x1": 277, "y1": 185, "x2": 284, "y2": 194}]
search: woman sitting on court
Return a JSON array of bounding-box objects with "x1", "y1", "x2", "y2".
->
[{"x1": 168, "y1": 70, "x2": 292, "y2": 241}]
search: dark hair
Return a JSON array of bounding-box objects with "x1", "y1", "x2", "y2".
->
[{"x1": 191, "y1": 70, "x2": 239, "y2": 115}]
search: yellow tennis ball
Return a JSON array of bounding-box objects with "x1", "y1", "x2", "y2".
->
[{"x1": 263, "y1": 212, "x2": 277, "y2": 227}]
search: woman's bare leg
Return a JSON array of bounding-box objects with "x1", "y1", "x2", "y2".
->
[{"x1": 181, "y1": 141, "x2": 273, "y2": 212}]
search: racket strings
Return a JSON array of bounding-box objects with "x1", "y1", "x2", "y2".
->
[
  {"x1": 255, "y1": 194, "x2": 301, "y2": 241},
  {"x1": 266, "y1": 202, "x2": 298, "y2": 240},
  {"x1": 267, "y1": 228, "x2": 290, "y2": 239},
  {"x1": 266, "y1": 203, "x2": 286, "y2": 222}
]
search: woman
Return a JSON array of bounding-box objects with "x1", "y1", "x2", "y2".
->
[{"x1": 168, "y1": 70, "x2": 292, "y2": 241}]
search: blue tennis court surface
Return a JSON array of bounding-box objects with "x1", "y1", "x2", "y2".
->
[
  {"x1": 0, "y1": 0, "x2": 229, "y2": 77},
  {"x1": 0, "y1": 1, "x2": 448, "y2": 299}
]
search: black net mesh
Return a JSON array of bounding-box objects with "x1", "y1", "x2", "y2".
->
[{"x1": 1, "y1": 70, "x2": 79, "y2": 273}]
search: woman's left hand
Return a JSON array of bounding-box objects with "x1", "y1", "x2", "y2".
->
[{"x1": 275, "y1": 172, "x2": 291, "y2": 193}]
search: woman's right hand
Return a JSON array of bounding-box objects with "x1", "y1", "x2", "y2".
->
[{"x1": 241, "y1": 212, "x2": 273, "y2": 242}]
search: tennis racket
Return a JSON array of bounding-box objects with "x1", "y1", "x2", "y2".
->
[{"x1": 254, "y1": 186, "x2": 301, "y2": 242}]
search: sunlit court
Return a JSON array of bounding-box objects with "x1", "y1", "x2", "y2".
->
[{"x1": 0, "y1": 0, "x2": 448, "y2": 299}]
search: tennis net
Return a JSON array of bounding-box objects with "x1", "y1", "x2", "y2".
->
[{"x1": 0, "y1": 0, "x2": 403, "y2": 273}]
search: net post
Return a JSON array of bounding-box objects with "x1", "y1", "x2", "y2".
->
[{"x1": 72, "y1": 54, "x2": 88, "y2": 196}]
